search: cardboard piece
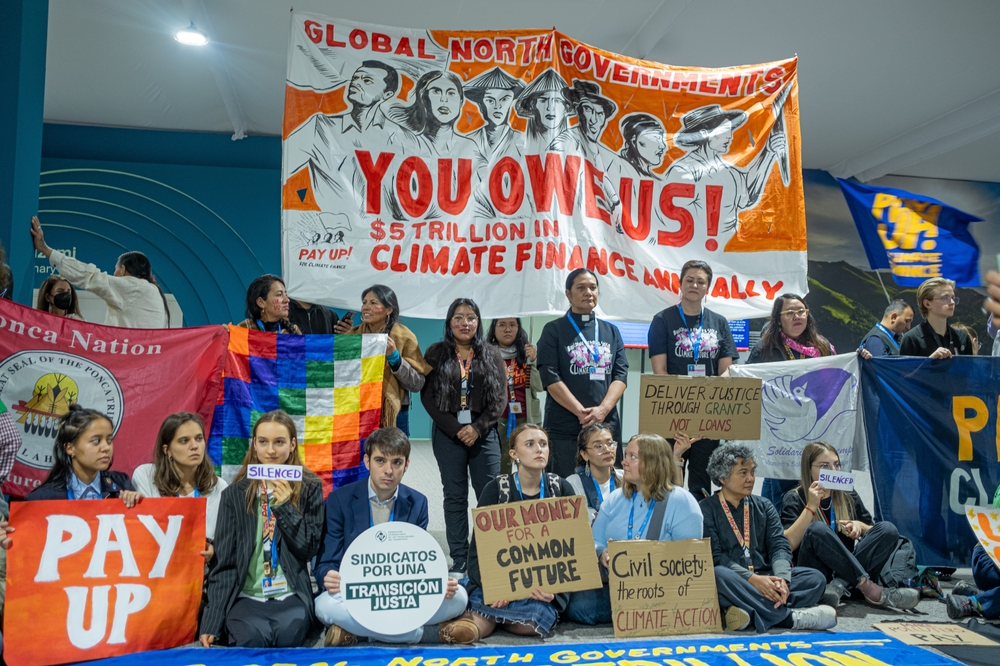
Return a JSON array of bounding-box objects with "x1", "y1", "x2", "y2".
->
[
  {"x1": 818, "y1": 469, "x2": 855, "y2": 491},
  {"x1": 607, "y1": 538, "x2": 723, "y2": 638},
  {"x1": 639, "y1": 374, "x2": 762, "y2": 440},
  {"x1": 874, "y1": 622, "x2": 998, "y2": 646},
  {"x1": 965, "y1": 506, "x2": 1000, "y2": 571},
  {"x1": 246, "y1": 464, "x2": 303, "y2": 481},
  {"x1": 472, "y1": 496, "x2": 602, "y2": 604}
]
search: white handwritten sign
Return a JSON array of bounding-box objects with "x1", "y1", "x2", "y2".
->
[
  {"x1": 818, "y1": 469, "x2": 855, "y2": 491},
  {"x1": 247, "y1": 464, "x2": 303, "y2": 482}
]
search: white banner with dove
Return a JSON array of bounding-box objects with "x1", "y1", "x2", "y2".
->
[{"x1": 729, "y1": 353, "x2": 866, "y2": 479}]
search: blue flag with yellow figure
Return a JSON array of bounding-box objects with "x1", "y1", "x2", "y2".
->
[{"x1": 837, "y1": 179, "x2": 981, "y2": 287}]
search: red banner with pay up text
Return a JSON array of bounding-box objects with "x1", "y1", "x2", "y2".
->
[{"x1": 4, "y1": 498, "x2": 207, "y2": 666}]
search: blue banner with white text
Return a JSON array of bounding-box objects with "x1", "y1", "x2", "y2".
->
[{"x1": 862, "y1": 356, "x2": 1000, "y2": 567}]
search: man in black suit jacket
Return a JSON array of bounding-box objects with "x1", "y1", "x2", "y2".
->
[{"x1": 314, "y1": 427, "x2": 477, "y2": 646}]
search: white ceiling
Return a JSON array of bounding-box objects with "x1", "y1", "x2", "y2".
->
[{"x1": 43, "y1": 0, "x2": 1000, "y2": 183}]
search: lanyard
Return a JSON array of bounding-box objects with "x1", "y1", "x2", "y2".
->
[
  {"x1": 820, "y1": 501, "x2": 836, "y2": 531},
  {"x1": 782, "y1": 343, "x2": 800, "y2": 361},
  {"x1": 567, "y1": 313, "x2": 600, "y2": 366},
  {"x1": 181, "y1": 488, "x2": 201, "y2": 498},
  {"x1": 259, "y1": 483, "x2": 278, "y2": 576},
  {"x1": 506, "y1": 362, "x2": 520, "y2": 437},
  {"x1": 591, "y1": 476, "x2": 605, "y2": 504},
  {"x1": 875, "y1": 324, "x2": 900, "y2": 351},
  {"x1": 678, "y1": 308, "x2": 704, "y2": 363},
  {"x1": 369, "y1": 499, "x2": 397, "y2": 527},
  {"x1": 257, "y1": 319, "x2": 282, "y2": 334},
  {"x1": 515, "y1": 473, "x2": 544, "y2": 500},
  {"x1": 627, "y1": 494, "x2": 656, "y2": 540},
  {"x1": 458, "y1": 349, "x2": 474, "y2": 410},
  {"x1": 719, "y1": 493, "x2": 753, "y2": 571}
]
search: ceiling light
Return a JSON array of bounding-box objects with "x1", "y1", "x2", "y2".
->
[{"x1": 175, "y1": 23, "x2": 208, "y2": 46}]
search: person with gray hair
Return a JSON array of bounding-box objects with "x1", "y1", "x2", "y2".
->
[
  {"x1": 700, "y1": 443, "x2": 836, "y2": 632},
  {"x1": 860, "y1": 299, "x2": 914, "y2": 357}
]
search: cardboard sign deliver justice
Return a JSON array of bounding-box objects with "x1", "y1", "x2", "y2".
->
[
  {"x1": 818, "y1": 469, "x2": 855, "y2": 491},
  {"x1": 639, "y1": 375, "x2": 762, "y2": 440},
  {"x1": 247, "y1": 464, "x2": 303, "y2": 481}
]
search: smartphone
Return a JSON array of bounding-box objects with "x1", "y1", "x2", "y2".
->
[{"x1": 343, "y1": 311, "x2": 356, "y2": 324}]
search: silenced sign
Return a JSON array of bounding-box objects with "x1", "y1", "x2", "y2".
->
[
  {"x1": 472, "y1": 496, "x2": 602, "y2": 604},
  {"x1": 5, "y1": 498, "x2": 206, "y2": 666},
  {"x1": 818, "y1": 469, "x2": 855, "y2": 491},
  {"x1": 247, "y1": 464, "x2": 303, "y2": 481},
  {"x1": 608, "y1": 539, "x2": 722, "y2": 638},
  {"x1": 639, "y1": 374, "x2": 762, "y2": 439},
  {"x1": 339, "y1": 521, "x2": 448, "y2": 635}
]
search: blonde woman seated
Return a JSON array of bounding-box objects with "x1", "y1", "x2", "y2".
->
[{"x1": 566, "y1": 433, "x2": 704, "y2": 625}]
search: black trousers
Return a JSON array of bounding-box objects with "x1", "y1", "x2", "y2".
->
[
  {"x1": 796, "y1": 521, "x2": 900, "y2": 587},
  {"x1": 226, "y1": 595, "x2": 310, "y2": 648},
  {"x1": 432, "y1": 424, "x2": 500, "y2": 566},
  {"x1": 680, "y1": 438, "x2": 720, "y2": 499}
]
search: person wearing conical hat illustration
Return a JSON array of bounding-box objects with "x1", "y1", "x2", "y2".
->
[
  {"x1": 464, "y1": 67, "x2": 525, "y2": 159},
  {"x1": 664, "y1": 103, "x2": 786, "y2": 253},
  {"x1": 515, "y1": 68, "x2": 572, "y2": 155}
]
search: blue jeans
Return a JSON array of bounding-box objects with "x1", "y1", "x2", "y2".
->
[
  {"x1": 714, "y1": 566, "x2": 825, "y2": 633},
  {"x1": 565, "y1": 585, "x2": 612, "y2": 625},
  {"x1": 972, "y1": 545, "x2": 1000, "y2": 620},
  {"x1": 762, "y1": 478, "x2": 797, "y2": 516},
  {"x1": 396, "y1": 408, "x2": 410, "y2": 435}
]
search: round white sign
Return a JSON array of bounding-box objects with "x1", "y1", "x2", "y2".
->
[{"x1": 339, "y1": 521, "x2": 448, "y2": 635}]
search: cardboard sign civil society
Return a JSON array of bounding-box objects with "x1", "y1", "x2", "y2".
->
[
  {"x1": 472, "y1": 496, "x2": 602, "y2": 604},
  {"x1": 608, "y1": 538, "x2": 722, "y2": 638},
  {"x1": 639, "y1": 374, "x2": 762, "y2": 440}
]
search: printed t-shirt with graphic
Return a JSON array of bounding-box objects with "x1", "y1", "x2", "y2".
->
[{"x1": 647, "y1": 305, "x2": 738, "y2": 376}]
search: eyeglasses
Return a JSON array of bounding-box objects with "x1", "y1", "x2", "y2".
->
[
  {"x1": 812, "y1": 462, "x2": 841, "y2": 471},
  {"x1": 451, "y1": 315, "x2": 479, "y2": 324},
  {"x1": 780, "y1": 308, "x2": 809, "y2": 319},
  {"x1": 932, "y1": 296, "x2": 959, "y2": 305},
  {"x1": 588, "y1": 441, "x2": 618, "y2": 453}
]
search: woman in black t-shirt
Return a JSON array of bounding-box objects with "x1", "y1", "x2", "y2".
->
[
  {"x1": 647, "y1": 260, "x2": 738, "y2": 498},
  {"x1": 536, "y1": 269, "x2": 629, "y2": 477}
]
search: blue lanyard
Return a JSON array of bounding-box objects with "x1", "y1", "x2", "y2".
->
[
  {"x1": 825, "y1": 502, "x2": 837, "y2": 531},
  {"x1": 566, "y1": 313, "x2": 600, "y2": 365},
  {"x1": 515, "y1": 473, "x2": 544, "y2": 500},
  {"x1": 678, "y1": 308, "x2": 704, "y2": 363},
  {"x1": 369, "y1": 500, "x2": 397, "y2": 527},
  {"x1": 592, "y1": 476, "x2": 605, "y2": 504},
  {"x1": 267, "y1": 501, "x2": 279, "y2": 572},
  {"x1": 182, "y1": 488, "x2": 201, "y2": 498},
  {"x1": 257, "y1": 319, "x2": 282, "y2": 333},
  {"x1": 627, "y1": 494, "x2": 656, "y2": 540},
  {"x1": 875, "y1": 324, "x2": 900, "y2": 351}
]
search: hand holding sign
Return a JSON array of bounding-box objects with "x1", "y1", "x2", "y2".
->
[{"x1": 818, "y1": 469, "x2": 855, "y2": 491}]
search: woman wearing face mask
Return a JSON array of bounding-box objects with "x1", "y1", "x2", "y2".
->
[
  {"x1": 536, "y1": 268, "x2": 628, "y2": 477},
  {"x1": 36, "y1": 276, "x2": 84, "y2": 320},
  {"x1": 744, "y1": 294, "x2": 835, "y2": 515},
  {"x1": 486, "y1": 317, "x2": 542, "y2": 473},
  {"x1": 132, "y1": 413, "x2": 227, "y2": 562},
  {"x1": 421, "y1": 298, "x2": 506, "y2": 576},
  {"x1": 237, "y1": 275, "x2": 302, "y2": 334},
  {"x1": 31, "y1": 216, "x2": 170, "y2": 328},
  {"x1": 333, "y1": 285, "x2": 430, "y2": 432},
  {"x1": 648, "y1": 260, "x2": 738, "y2": 499},
  {"x1": 200, "y1": 411, "x2": 323, "y2": 649},
  {"x1": 900, "y1": 278, "x2": 974, "y2": 357},
  {"x1": 26, "y1": 404, "x2": 142, "y2": 506}
]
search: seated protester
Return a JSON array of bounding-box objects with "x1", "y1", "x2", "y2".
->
[
  {"x1": 567, "y1": 433, "x2": 704, "y2": 625},
  {"x1": 132, "y1": 412, "x2": 228, "y2": 561},
  {"x1": 467, "y1": 424, "x2": 577, "y2": 639},
  {"x1": 566, "y1": 424, "x2": 623, "y2": 524},
  {"x1": 701, "y1": 443, "x2": 836, "y2": 633},
  {"x1": 780, "y1": 442, "x2": 919, "y2": 610},
  {"x1": 237, "y1": 274, "x2": 303, "y2": 334},
  {"x1": 314, "y1": 427, "x2": 477, "y2": 646},
  {"x1": 26, "y1": 404, "x2": 141, "y2": 506},
  {"x1": 199, "y1": 411, "x2": 323, "y2": 649},
  {"x1": 947, "y1": 484, "x2": 1000, "y2": 621},
  {"x1": 899, "y1": 277, "x2": 973, "y2": 357}
]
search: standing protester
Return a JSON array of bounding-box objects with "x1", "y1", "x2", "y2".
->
[
  {"x1": 335, "y1": 285, "x2": 430, "y2": 430},
  {"x1": 701, "y1": 443, "x2": 835, "y2": 632},
  {"x1": 35, "y1": 276, "x2": 84, "y2": 320},
  {"x1": 744, "y1": 294, "x2": 835, "y2": 515},
  {"x1": 287, "y1": 299, "x2": 338, "y2": 334},
  {"x1": 565, "y1": 424, "x2": 622, "y2": 524},
  {"x1": 951, "y1": 323, "x2": 979, "y2": 355},
  {"x1": 421, "y1": 298, "x2": 506, "y2": 576},
  {"x1": 648, "y1": 260, "x2": 738, "y2": 498},
  {"x1": 486, "y1": 317, "x2": 542, "y2": 473},
  {"x1": 899, "y1": 278, "x2": 973, "y2": 357},
  {"x1": 237, "y1": 275, "x2": 302, "y2": 334},
  {"x1": 31, "y1": 216, "x2": 170, "y2": 328},
  {"x1": 860, "y1": 299, "x2": 913, "y2": 357},
  {"x1": 200, "y1": 411, "x2": 323, "y2": 649},
  {"x1": 537, "y1": 269, "x2": 628, "y2": 477},
  {"x1": 781, "y1": 442, "x2": 919, "y2": 610}
]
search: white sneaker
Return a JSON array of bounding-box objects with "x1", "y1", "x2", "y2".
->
[{"x1": 791, "y1": 604, "x2": 837, "y2": 630}]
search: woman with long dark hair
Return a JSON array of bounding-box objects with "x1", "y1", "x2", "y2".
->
[
  {"x1": 31, "y1": 216, "x2": 170, "y2": 327},
  {"x1": 237, "y1": 274, "x2": 302, "y2": 334},
  {"x1": 35, "y1": 275, "x2": 84, "y2": 320},
  {"x1": 744, "y1": 293, "x2": 835, "y2": 514},
  {"x1": 26, "y1": 405, "x2": 141, "y2": 505},
  {"x1": 486, "y1": 316, "x2": 542, "y2": 473},
  {"x1": 421, "y1": 298, "x2": 506, "y2": 576},
  {"x1": 200, "y1": 411, "x2": 323, "y2": 648},
  {"x1": 334, "y1": 285, "x2": 430, "y2": 432}
]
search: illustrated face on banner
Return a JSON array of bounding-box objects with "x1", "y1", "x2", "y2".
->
[
  {"x1": 535, "y1": 91, "x2": 568, "y2": 130},
  {"x1": 578, "y1": 99, "x2": 606, "y2": 142},
  {"x1": 482, "y1": 89, "x2": 515, "y2": 127},
  {"x1": 635, "y1": 128, "x2": 667, "y2": 169},
  {"x1": 427, "y1": 77, "x2": 461, "y2": 125},
  {"x1": 704, "y1": 120, "x2": 734, "y2": 155},
  {"x1": 349, "y1": 66, "x2": 394, "y2": 107}
]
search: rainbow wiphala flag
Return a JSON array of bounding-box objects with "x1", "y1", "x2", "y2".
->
[{"x1": 208, "y1": 326, "x2": 385, "y2": 491}]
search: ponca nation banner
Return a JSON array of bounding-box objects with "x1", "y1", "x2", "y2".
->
[{"x1": 282, "y1": 14, "x2": 806, "y2": 320}]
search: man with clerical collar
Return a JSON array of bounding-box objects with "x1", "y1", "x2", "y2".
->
[
  {"x1": 313, "y1": 427, "x2": 477, "y2": 646},
  {"x1": 700, "y1": 443, "x2": 837, "y2": 633},
  {"x1": 860, "y1": 299, "x2": 913, "y2": 358}
]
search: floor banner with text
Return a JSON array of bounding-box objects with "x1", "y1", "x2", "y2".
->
[{"x1": 282, "y1": 13, "x2": 807, "y2": 320}]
